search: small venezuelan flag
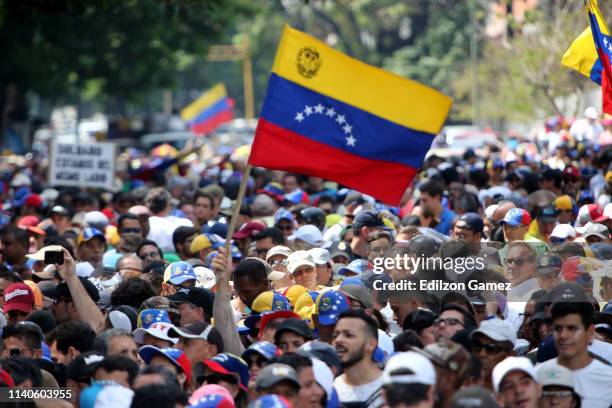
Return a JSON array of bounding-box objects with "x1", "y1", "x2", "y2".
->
[
  {"x1": 249, "y1": 25, "x2": 452, "y2": 205},
  {"x1": 181, "y1": 83, "x2": 234, "y2": 134}
]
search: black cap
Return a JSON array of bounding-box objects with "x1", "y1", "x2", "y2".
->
[
  {"x1": 343, "y1": 192, "x2": 366, "y2": 206},
  {"x1": 408, "y1": 235, "x2": 440, "y2": 258},
  {"x1": 26, "y1": 310, "x2": 57, "y2": 334},
  {"x1": 65, "y1": 351, "x2": 104, "y2": 382},
  {"x1": 299, "y1": 341, "x2": 342, "y2": 374},
  {"x1": 536, "y1": 206, "x2": 557, "y2": 222},
  {"x1": 536, "y1": 255, "x2": 562, "y2": 275},
  {"x1": 549, "y1": 282, "x2": 588, "y2": 303},
  {"x1": 167, "y1": 287, "x2": 215, "y2": 317},
  {"x1": 274, "y1": 318, "x2": 314, "y2": 344},
  {"x1": 352, "y1": 210, "x2": 384, "y2": 231},
  {"x1": 42, "y1": 277, "x2": 100, "y2": 302},
  {"x1": 456, "y1": 213, "x2": 484, "y2": 234}
]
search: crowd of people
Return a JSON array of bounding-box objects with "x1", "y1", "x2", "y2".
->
[{"x1": 0, "y1": 108, "x2": 610, "y2": 408}]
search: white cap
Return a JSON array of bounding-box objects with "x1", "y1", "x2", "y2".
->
[
  {"x1": 308, "y1": 248, "x2": 331, "y2": 265},
  {"x1": 287, "y1": 250, "x2": 316, "y2": 274},
  {"x1": 26, "y1": 245, "x2": 64, "y2": 261},
  {"x1": 194, "y1": 267, "x2": 216, "y2": 289},
  {"x1": 266, "y1": 246, "x2": 292, "y2": 262},
  {"x1": 76, "y1": 262, "x2": 95, "y2": 277},
  {"x1": 485, "y1": 204, "x2": 499, "y2": 221},
  {"x1": 382, "y1": 351, "x2": 436, "y2": 386},
  {"x1": 536, "y1": 363, "x2": 574, "y2": 389},
  {"x1": 109, "y1": 310, "x2": 133, "y2": 332},
  {"x1": 550, "y1": 224, "x2": 576, "y2": 240},
  {"x1": 377, "y1": 329, "x2": 394, "y2": 362},
  {"x1": 311, "y1": 358, "x2": 334, "y2": 399},
  {"x1": 10, "y1": 173, "x2": 31, "y2": 187},
  {"x1": 603, "y1": 203, "x2": 612, "y2": 220},
  {"x1": 470, "y1": 318, "x2": 517, "y2": 347},
  {"x1": 492, "y1": 357, "x2": 537, "y2": 393},
  {"x1": 585, "y1": 106, "x2": 599, "y2": 119},
  {"x1": 133, "y1": 322, "x2": 179, "y2": 345},
  {"x1": 577, "y1": 222, "x2": 609, "y2": 240},
  {"x1": 288, "y1": 225, "x2": 324, "y2": 247},
  {"x1": 128, "y1": 205, "x2": 151, "y2": 216}
]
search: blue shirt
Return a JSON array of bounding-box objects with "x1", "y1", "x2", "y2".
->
[{"x1": 434, "y1": 207, "x2": 456, "y2": 236}]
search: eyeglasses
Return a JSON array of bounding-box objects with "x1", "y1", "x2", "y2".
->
[
  {"x1": 120, "y1": 228, "x2": 142, "y2": 234},
  {"x1": 550, "y1": 237, "x2": 567, "y2": 244},
  {"x1": 246, "y1": 356, "x2": 268, "y2": 369},
  {"x1": 471, "y1": 341, "x2": 511, "y2": 355},
  {"x1": 270, "y1": 259, "x2": 288, "y2": 267},
  {"x1": 505, "y1": 257, "x2": 532, "y2": 266},
  {"x1": 433, "y1": 317, "x2": 464, "y2": 327},
  {"x1": 139, "y1": 251, "x2": 159, "y2": 259},
  {"x1": 542, "y1": 391, "x2": 573, "y2": 399}
]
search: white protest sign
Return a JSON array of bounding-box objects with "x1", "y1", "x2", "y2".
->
[{"x1": 49, "y1": 142, "x2": 115, "y2": 189}]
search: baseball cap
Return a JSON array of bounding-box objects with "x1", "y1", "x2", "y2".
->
[
  {"x1": 266, "y1": 246, "x2": 292, "y2": 262},
  {"x1": 299, "y1": 341, "x2": 342, "y2": 374},
  {"x1": 242, "y1": 341, "x2": 280, "y2": 361},
  {"x1": 329, "y1": 241, "x2": 351, "y2": 261},
  {"x1": 536, "y1": 206, "x2": 557, "y2": 222},
  {"x1": 500, "y1": 208, "x2": 531, "y2": 227},
  {"x1": 248, "y1": 395, "x2": 292, "y2": 408},
  {"x1": 288, "y1": 225, "x2": 324, "y2": 247},
  {"x1": 455, "y1": 213, "x2": 484, "y2": 234},
  {"x1": 549, "y1": 281, "x2": 588, "y2": 303},
  {"x1": 550, "y1": 224, "x2": 576, "y2": 241},
  {"x1": 41, "y1": 277, "x2": 100, "y2": 302},
  {"x1": 337, "y1": 259, "x2": 369, "y2": 277},
  {"x1": 274, "y1": 318, "x2": 314, "y2": 343},
  {"x1": 554, "y1": 195, "x2": 574, "y2": 211},
  {"x1": 563, "y1": 164, "x2": 581, "y2": 179},
  {"x1": 536, "y1": 363, "x2": 574, "y2": 389},
  {"x1": 190, "y1": 235, "x2": 212, "y2": 254},
  {"x1": 577, "y1": 221, "x2": 609, "y2": 240},
  {"x1": 314, "y1": 290, "x2": 350, "y2": 326},
  {"x1": 205, "y1": 353, "x2": 249, "y2": 390},
  {"x1": 576, "y1": 204, "x2": 603, "y2": 228},
  {"x1": 596, "y1": 202, "x2": 612, "y2": 222},
  {"x1": 340, "y1": 284, "x2": 373, "y2": 309},
  {"x1": 287, "y1": 250, "x2": 316, "y2": 274},
  {"x1": 167, "y1": 287, "x2": 215, "y2": 317},
  {"x1": 50, "y1": 205, "x2": 70, "y2": 217},
  {"x1": 492, "y1": 356, "x2": 537, "y2": 393},
  {"x1": 65, "y1": 351, "x2": 105, "y2": 382},
  {"x1": 194, "y1": 267, "x2": 216, "y2": 290},
  {"x1": 133, "y1": 322, "x2": 179, "y2": 345},
  {"x1": 307, "y1": 248, "x2": 331, "y2": 265},
  {"x1": 188, "y1": 395, "x2": 234, "y2": 408},
  {"x1": 77, "y1": 228, "x2": 106, "y2": 246},
  {"x1": 415, "y1": 338, "x2": 471, "y2": 378},
  {"x1": 282, "y1": 285, "x2": 310, "y2": 308},
  {"x1": 189, "y1": 385, "x2": 234, "y2": 406},
  {"x1": 274, "y1": 208, "x2": 294, "y2": 224},
  {"x1": 470, "y1": 318, "x2": 517, "y2": 347},
  {"x1": 560, "y1": 256, "x2": 596, "y2": 283},
  {"x1": 233, "y1": 221, "x2": 266, "y2": 240},
  {"x1": 536, "y1": 254, "x2": 562, "y2": 275},
  {"x1": 4, "y1": 283, "x2": 34, "y2": 314},
  {"x1": 382, "y1": 351, "x2": 436, "y2": 385},
  {"x1": 164, "y1": 261, "x2": 197, "y2": 286},
  {"x1": 138, "y1": 346, "x2": 192, "y2": 384},
  {"x1": 137, "y1": 309, "x2": 171, "y2": 329},
  {"x1": 254, "y1": 363, "x2": 301, "y2": 391},
  {"x1": 449, "y1": 386, "x2": 500, "y2": 408},
  {"x1": 168, "y1": 322, "x2": 217, "y2": 342},
  {"x1": 352, "y1": 210, "x2": 384, "y2": 231},
  {"x1": 251, "y1": 291, "x2": 291, "y2": 314}
]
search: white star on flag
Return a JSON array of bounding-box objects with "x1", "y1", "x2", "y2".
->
[
  {"x1": 346, "y1": 135, "x2": 356, "y2": 147},
  {"x1": 305, "y1": 106, "x2": 313, "y2": 115},
  {"x1": 332, "y1": 305, "x2": 338, "y2": 310},
  {"x1": 605, "y1": 38, "x2": 609, "y2": 48},
  {"x1": 314, "y1": 104, "x2": 324, "y2": 114},
  {"x1": 295, "y1": 112, "x2": 304, "y2": 122},
  {"x1": 326, "y1": 107, "x2": 336, "y2": 117},
  {"x1": 336, "y1": 114, "x2": 346, "y2": 124},
  {"x1": 343, "y1": 124, "x2": 352, "y2": 134}
]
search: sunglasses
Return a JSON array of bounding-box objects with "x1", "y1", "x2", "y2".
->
[
  {"x1": 120, "y1": 228, "x2": 142, "y2": 234},
  {"x1": 542, "y1": 391, "x2": 573, "y2": 399},
  {"x1": 471, "y1": 341, "x2": 511, "y2": 355},
  {"x1": 246, "y1": 356, "x2": 269, "y2": 369},
  {"x1": 505, "y1": 257, "x2": 532, "y2": 266},
  {"x1": 269, "y1": 259, "x2": 288, "y2": 267},
  {"x1": 433, "y1": 317, "x2": 464, "y2": 327}
]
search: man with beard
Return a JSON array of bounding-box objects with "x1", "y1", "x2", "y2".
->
[{"x1": 332, "y1": 309, "x2": 384, "y2": 407}]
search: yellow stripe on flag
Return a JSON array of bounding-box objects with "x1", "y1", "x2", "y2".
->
[
  {"x1": 271, "y1": 25, "x2": 452, "y2": 135},
  {"x1": 562, "y1": 27, "x2": 599, "y2": 78},
  {"x1": 180, "y1": 83, "x2": 227, "y2": 121}
]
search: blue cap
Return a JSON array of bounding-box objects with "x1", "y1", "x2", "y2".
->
[
  {"x1": 205, "y1": 234, "x2": 225, "y2": 250},
  {"x1": 603, "y1": 301, "x2": 612, "y2": 314},
  {"x1": 211, "y1": 353, "x2": 249, "y2": 389},
  {"x1": 166, "y1": 261, "x2": 197, "y2": 285},
  {"x1": 274, "y1": 208, "x2": 294, "y2": 224},
  {"x1": 78, "y1": 228, "x2": 106, "y2": 245},
  {"x1": 337, "y1": 259, "x2": 369, "y2": 276},
  {"x1": 457, "y1": 212, "x2": 484, "y2": 234},
  {"x1": 499, "y1": 208, "x2": 531, "y2": 227},
  {"x1": 248, "y1": 395, "x2": 292, "y2": 408},
  {"x1": 340, "y1": 277, "x2": 364, "y2": 287},
  {"x1": 316, "y1": 291, "x2": 350, "y2": 326},
  {"x1": 242, "y1": 341, "x2": 280, "y2": 361},
  {"x1": 202, "y1": 222, "x2": 229, "y2": 239},
  {"x1": 230, "y1": 244, "x2": 242, "y2": 260},
  {"x1": 138, "y1": 346, "x2": 190, "y2": 376},
  {"x1": 138, "y1": 309, "x2": 171, "y2": 329}
]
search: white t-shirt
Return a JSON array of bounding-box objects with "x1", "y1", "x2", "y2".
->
[
  {"x1": 334, "y1": 373, "x2": 384, "y2": 407},
  {"x1": 589, "y1": 339, "x2": 612, "y2": 364},
  {"x1": 539, "y1": 358, "x2": 612, "y2": 408},
  {"x1": 147, "y1": 215, "x2": 193, "y2": 253}
]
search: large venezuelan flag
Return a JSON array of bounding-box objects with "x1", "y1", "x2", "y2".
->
[
  {"x1": 562, "y1": 1, "x2": 608, "y2": 87},
  {"x1": 585, "y1": 0, "x2": 612, "y2": 115},
  {"x1": 248, "y1": 25, "x2": 452, "y2": 205},
  {"x1": 181, "y1": 83, "x2": 234, "y2": 134}
]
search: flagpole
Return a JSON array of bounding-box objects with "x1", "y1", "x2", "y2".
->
[{"x1": 224, "y1": 164, "x2": 252, "y2": 254}]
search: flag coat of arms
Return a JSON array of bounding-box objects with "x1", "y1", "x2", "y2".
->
[{"x1": 248, "y1": 25, "x2": 452, "y2": 205}]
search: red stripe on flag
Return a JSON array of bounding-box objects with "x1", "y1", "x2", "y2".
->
[
  {"x1": 191, "y1": 109, "x2": 233, "y2": 134},
  {"x1": 248, "y1": 119, "x2": 418, "y2": 205}
]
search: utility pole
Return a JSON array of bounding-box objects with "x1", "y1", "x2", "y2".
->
[{"x1": 207, "y1": 38, "x2": 254, "y2": 119}]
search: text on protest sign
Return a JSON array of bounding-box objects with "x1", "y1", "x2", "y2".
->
[{"x1": 49, "y1": 143, "x2": 115, "y2": 189}]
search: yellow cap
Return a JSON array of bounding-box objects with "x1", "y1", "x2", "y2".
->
[
  {"x1": 283, "y1": 285, "x2": 309, "y2": 307},
  {"x1": 297, "y1": 304, "x2": 316, "y2": 328},
  {"x1": 606, "y1": 170, "x2": 612, "y2": 184},
  {"x1": 293, "y1": 291, "x2": 315, "y2": 314},
  {"x1": 190, "y1": 234, "x2": 211, "y2": 254},
  {"x1": 554, "y1": 195, "x2": 573, "y2": 211}
]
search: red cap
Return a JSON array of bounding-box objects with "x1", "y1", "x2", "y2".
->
[
  {"x1": 3, "y1": 282, "x2": 34, "y2": 314},
  {"x1": 17, "y1": 216, "x2": 46, "y2": 236},
  {"x1": 562, "y1": 165, "x2": 580, "y2": 180},
  {"x1": 24, "y1": 194, "x2": 42, "y2": 208},
  {"x1": 232, "y1": 221, "x2": 266, "y2": 240},
  {"x1": 101, "y1": 208, "x2": 116, "y2": 224},
  {"x1": 0, "y1": 368, "x2": 14, "y2": 387},
  {"x1": 259, "y1": 310, "x2": 300, "y2": 339}
]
